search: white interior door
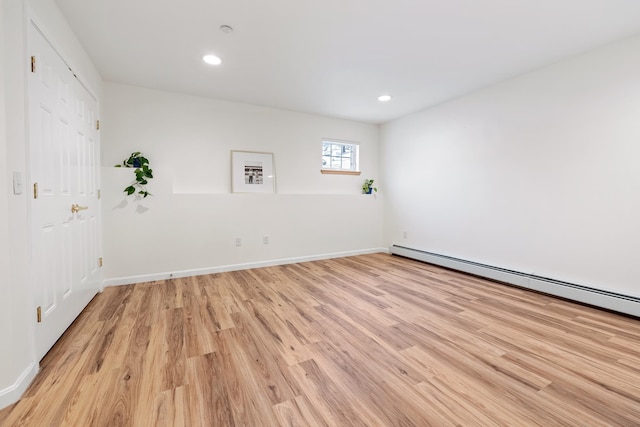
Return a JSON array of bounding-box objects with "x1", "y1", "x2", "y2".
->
[{"x1": 28, "y1": 21, "x2": 101, "y2": 360}]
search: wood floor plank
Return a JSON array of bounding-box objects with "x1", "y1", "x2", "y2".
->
[
  {"x1": 242, "y1": 299, "x2": 314, "y2": 366},
  {"x1": 4, "y1": 254, "x2": 640, "y2": 426},
  {"x1": 183, "y1": 294, "x2": 218, "y2": 358},
  {"x1": 308, "y1": 340, "x2": 437, "y2": 427},
  {"x1": 227, "y1": 310, "x2": 302, "y2": 405},
  {"x1": 272, "y1": 395, "x2": 328, "y2": 427},
  {"x1": 185, "y1": 352, "x2": 234, "y2": 426},
  {"x1": 272, "y1": 398, "x2": 312, "y2": 427},
  {"x1": 150, "y1": 385, "x2": 187, "y2": 427},
  {"x1": 288, "y1": 360, "x2": 373, "y2": 427}
]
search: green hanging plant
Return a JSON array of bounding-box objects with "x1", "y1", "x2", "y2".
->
[{"x1": 114, "y1": 152, "x2": 153, "y2": 198}]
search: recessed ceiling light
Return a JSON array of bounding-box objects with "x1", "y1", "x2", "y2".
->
[
  {"x1": 203, "y1": 54, "x2": 222, "y2": 65},
  {"x1": 220, "y1": 25, "x2": 234, "y2": 34},
  {"x1": 378, "y1": 95, "x2": 392, "y2": 102}
]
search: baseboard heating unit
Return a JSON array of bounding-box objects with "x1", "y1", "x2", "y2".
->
[{"x1": 390, "y1": 245, "x2": 640, "y2": 318}]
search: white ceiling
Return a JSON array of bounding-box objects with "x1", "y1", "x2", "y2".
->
[{"x1": 55, "y1": 0, "x2": 640, "y2": 124}]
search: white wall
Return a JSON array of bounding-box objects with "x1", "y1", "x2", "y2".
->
[
  {"x1": 0, "y1": 0, "x2": 102, "y2": 409},
  {"x1": 102, "y1": 83, "x2": 383, "y2": 283},
  {"x1": 1, "y1": 0, "x2": 36, "y2": 408},
  {"x1": 0, "y1": 0, "x2": 23, "y2": 404},
  {"x1": 381, "y1": 33, "x2": 640, "y2": 298}
]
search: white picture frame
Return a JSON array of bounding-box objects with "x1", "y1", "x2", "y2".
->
[{"x1": 231, "y1": 150, "x2": 276, "y2": 193}]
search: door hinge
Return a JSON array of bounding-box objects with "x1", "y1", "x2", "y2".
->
[
  {"x1": 31, "y1": 56, "x2": 36, "y2": 73},
  {"x1": 96, "y1": 120, "x2": 100, "y2": 130},
  {"x1": 98, "y1": 189, "x2": 101, "y2": 199},
  {"x1": 99, "y1": 257, "x2": 103, "y2": 267},
  {"x1": 37, "y1": 306, "x2": 42, "y2": 323},
  {"x1": 33, "y1": 182, "x2": 38, "y2": 199}
]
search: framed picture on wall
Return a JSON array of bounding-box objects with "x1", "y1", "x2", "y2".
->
[{"x1": 231, "y1": 151, "x2": 276, "y2": 193}]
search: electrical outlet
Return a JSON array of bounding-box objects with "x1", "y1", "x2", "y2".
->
[
  {"x1": 235, "y1": 237, "x2": 241, "y2": 247},
  {"x1": 263, "y1": 235, "x2": 269, "y2": 244},
  {"x1": 402, "y1": 231, "x2": 408, "y2": 239}
]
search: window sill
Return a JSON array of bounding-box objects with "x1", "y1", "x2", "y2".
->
[{"x1": 320, "y1": 170, "x2": 361, "y2": 176}]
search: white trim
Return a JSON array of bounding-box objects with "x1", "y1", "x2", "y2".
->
[
  {"x1": 0, "y1": 362, "x2": 38, "y2": 410},
  {"x1": 104, "y1": 247, "x2": 388, "y2": 287}
]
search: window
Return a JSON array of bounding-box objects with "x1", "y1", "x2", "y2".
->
[{"x1": 321, "y1": 139, "x2": 360, "y2": 175}]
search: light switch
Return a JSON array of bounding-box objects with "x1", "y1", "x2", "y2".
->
[{"x1": 13, "y1": 171, "x2": 23, "y2": 195}]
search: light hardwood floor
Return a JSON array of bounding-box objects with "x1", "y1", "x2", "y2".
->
[{"x1": 2, "y1": 253, "x2": 640, "y2": 426}]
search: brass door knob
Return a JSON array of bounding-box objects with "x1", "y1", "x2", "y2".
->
[{"x1": 71, "y1": 203, "x2": 89, "y2": 214}]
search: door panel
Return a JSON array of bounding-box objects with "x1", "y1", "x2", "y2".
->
[{"x1": 28, "y1": 21, "x2": 101, "y2": 360}]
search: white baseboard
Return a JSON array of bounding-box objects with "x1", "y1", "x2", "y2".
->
[
  {"x1": 103, "y1": 247, "x2": 388, "y2": 287},
  {"x1": 391, "y1": 245, "x2": 640, "y2": 318},
  {"x1": 0, "y1": 362, "x2": 38, "y2": 410}
]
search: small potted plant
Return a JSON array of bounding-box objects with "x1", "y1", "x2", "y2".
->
[
  {"x1": 362, "y1": 179, "x2": 377, "y2": 194},
  {"x1": 114, "y1": 151, "x2": 153, "y2": 198}
]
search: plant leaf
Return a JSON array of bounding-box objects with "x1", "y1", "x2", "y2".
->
[{"x1": 120, "y1": 152, "x2": 154, "y2": 196}]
